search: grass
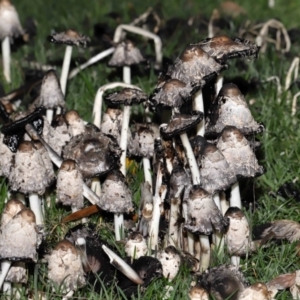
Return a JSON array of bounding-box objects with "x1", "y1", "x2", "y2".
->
[{"x1": 1, "y1": 0, "x2": 300, "y2": 299}]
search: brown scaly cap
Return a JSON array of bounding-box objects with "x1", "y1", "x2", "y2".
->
[
  {"x1": 189, "y1": 285, "x2": 209, "y2": 300},
  {"x1": 205, "y1": 83, "x2": 264, "y2": 137},
  {"x1": 217, "y1": 126, "x2": 265, "y2": 178},
  {"x1": 105, "y1": 88, "x2": 147, "y2": 106},
  {"x1": 0, "y1": 0, "x2": 24, "y2": 40},
  {"x1": 238, "y1": 282, "x2": 270, "y2": 300},
  {"x1": 1, "y1": 199, "x2": 25, "y2": 227},
  {"x1": 108, "y1": 39, "x2": 145, "y2": 67},
  {"x1": 184, "y1": 186, "x2": 229, "y2": 235},
  {"x1": 160, "y1": 111, "x2": 203, "y2": 139},
  {"x1": 166, "y1": 44, "x2": 225, "y2": 84},
  {"x1": 196, "y1": 36, "x2": 260, "y2": 63},
  {"x1": 48, "y1": 29, "x2": 90, "y2": 47}
]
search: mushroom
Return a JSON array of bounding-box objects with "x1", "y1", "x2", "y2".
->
[
  {"x1": 48, "y1": 29, "x2": 90, "y2": 95},
  {"x1": 238, "y1": 282, "x2": 273, "y2": 300},
  {"x1": 189, "y1": 285, "x2": 209, "y2": 300},
  {"x1": 0, "y1": 0, "x2": 24, "y2": 83},
  {"x1": 125, "y1": 232, "x2": 148, "y2": 261},
  {"x1": 64, "y1": 109, "x2": 86, "y2": 137}
]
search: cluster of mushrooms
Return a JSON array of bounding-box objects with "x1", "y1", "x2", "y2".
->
[{"x1": 0, "y1": 1, "x2": 300, "y2": 299}]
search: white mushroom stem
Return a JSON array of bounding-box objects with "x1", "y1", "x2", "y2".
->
[
  {"x1": 149, "y1": 163, "x2": 163, "y2": 251},
  {"x1": 230, "y1": 182, "x2": 242, "y2": 209},
  {"x1": 68, "y1": 47, "x2": 115, "y2": 79},
  {"x1": 193, "y1": 91, "x2": 205, "y2": 136},
  {"x1": 2, "y1": 36, "x2": 11, "y2": 83},
  {"x1": 29, "y1": 193, "x2": 43, "y2": 226},
  {"x1": 120, "y1": 105, "x2": 131, "y2": 176},
  {"x1": 213, "y1": 193, "x2": 224, "y2": 253},
  {"x1": 199, "y1": 234, "x2": 211, "y2": 271},
  {"x1": 62, "y1": 290, "x2": 74, "y2": 300},
  {"x1": 114, "y1": 214, "x2": 124, "y2": 241},
  {"x1": 292, "y1": 91, "x2": 300, "y2": 117},
  {"x1": 220, "y1": 192, "x2": 229, "y2": 215},
  {"x1": 142, "y1": 157, "x2": 153, "y2": 188},
  {"x1": 46, "y1": 109, "x2": 54, "y2": 124},
  {"x1": 3, "y1": 282, "x2": 11, "y2": 296},
  {"x1": 285, "y1": 57, "x2": 299, "y2": 91},
  {"x1": 91, "y1": 177, "x2": 101, "y2": 197},
  {"x1": 215, "y1": 75, "x2": 223, "y2": 96},
  {"x1": 182, "y1": 201, "x2": 194, "y2": 255},
  {"x1": 60, "y1": 45, "x2": 73, "y2": 95},
  {"x1": 102, "y1": 245, "x2": 144, "y2": 285},
  {"x1": 0, "y1": 261, "x2": 12, "y2": 289},
  {"x1": 113, "y1": 24, "x2": 162, "y2": 69},
  {"x1": 231, "y1": 255, "x2": 240, "y2": 266},
  {"x1": 123, "y1": 66, "x2": 131, "y2": 84}
]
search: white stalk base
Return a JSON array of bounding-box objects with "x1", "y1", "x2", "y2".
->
[
  {"x1": 142, "y1": 157, "x2": 153, "y2": 189},
  {"x1": 2, "y1": 36, "x2": 11, "y2": 83},
  {"x1": 230, "y1": 182, "x2": 242, "y2": 209},
  {"x1": 29, "y1": 193, "x2": 44, "y2": 226},
  {"x1": 114, "y1": 213, "x2": 124, "y2": 241},
  {"x1": 199, "y1": 235, "x2": 210, "y2": 271},
  {"x1": 231, "y1": 255, "x2": 240, "y2": 266},
  {"x1": 193, "y1": 90, "x2": 205, "y2": 136},
  {"x1": 60, "y1": 45, "x2": 73, "y2": 95},
  {"x1": 0, "y1": 261, "x2": 12, "y2": 289}
]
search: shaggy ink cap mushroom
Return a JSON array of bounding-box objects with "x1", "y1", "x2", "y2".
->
[
  {"x1": 47, "y1": 239, "x2": 86, "y2": 293},
  {"x1": 0, "y1": 208, "x2": 37, "y2": 262},
  {"x1": 184, "y1": 186, "x2": 229, "y2": 235},
  {"x1": 217, "y1": 126, "x2": 265, "y2": 178},
  {"x1": 160, "y1": 111, "x2": 203, "y2": 139},
  {"x1": 63, "y1": 131, "x2": 122, "y2": 178},
  {"x1": 197, "y1": 264, "x2": 249, "y2": 300},
  {"x1": 238, "y1": 282, "x2": 270, "y2": 300},
  {"x1": 189, "y1": 285, "x2": 209, "y2": 300},
  {"x1": 196, "y1": 36, "x2": 260, "y2": 64},
  {"x1": 48, "y1": 29, "x2": 90, "y2": 47},
  {"x1": 166, "y1": 44, "x2": 225, "y2": 84},
  {"x1": 1, "y1": 199, "x2": 25, "y2": 227},
  {"x1": 64, "y1": 109, "x2": 86, "y2": 137},
  {"x1": 105, "y1": 87, "x2": 147, "y2": 106},
  {"x1": 100, "y1": 107, "x2": 123, "y2": 141},
  {"x1": 205, "y1": 83, "x2": 264, "y2": 137},
  {"x1": 5, "y1": 262, "x2": 27, "y2": 284},
  {"x1": 125, "y1": 232, "x2": 148, "y2": 260},
  {"x1": 0, "y1": 133, "x2": 14, "y2": 177},
  {"x1": 108, "y1": 39, "x2": 145, "y2": 67}
]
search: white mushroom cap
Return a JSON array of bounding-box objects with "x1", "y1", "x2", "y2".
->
[
  {"x1": 65, "y1": 110, "x2": 86, "y2": 137},
  {"x1": 157, "y1": 246, "x2": 181, "y2": 281},
  {"x1": 1, "y1": 198, "x2": 25, "y2": 227},
  {"x1": 0, "y1": 0, "x2": 24, "y2": 40},
  {"x1": 189, "y1": 285, "x2": 209, "y2": 300},
  {"x1": 0, "y1": 208, "x2": 37, "y2": 262},
  {"x1": 5, "y1": 262, "x2": 27, "y2": 283},
  {"x1": 48, "y1": 30, "x2": 90, "y2": 47},
  {"x1": 125, "y1": 232, "x2": 148, "y2": 259},
  {"x1": 47, "y1": 240, "x2": 86, "y2": 293},
  {"x1": 0, "y1": 132, "x2": 14, "y2": 177},
  {"x1": 238, "y1": 282, "x2": 271, "y2": 300},
  {"x1": 100, "y1": 107, "x2": 123, "y2": 142}
]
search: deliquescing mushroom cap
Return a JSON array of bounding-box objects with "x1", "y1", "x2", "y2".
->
[
  {"x1": 205, "y1": 83, "x2": 264, "y2": 137},
  {"x1": 150, "y1": 78, "x2": 203, "y2": 109},
  {"x1": 1, "y1": 198, "x2": 25, "y2": 227},
  {"x1": 0, "y1": 0, "x2": 24, "y2": 40},
  {"x1": 197, "y1": 264, "x2": 249, "y2": 300},
  {"x1": 38, "y1": 70, "x2": 65, "y2": 110},
  {"x1": 184, "y1": 186, "x2": 229, "y2": 235},
  {"x1": 0, "y1": 208, "x2": 37, "y2": 262},
  {"x1": 196, "y1": 36, "x2": 260, "y2": 63},
  {"x1": 100, "y1": 107, "x2": 123, "y2": 142},
  {"x1": 9, "y1": 141, "x2": 55, "y2": 195},
  {"x1": 166, "y1": 44, "x2": 225, "y2": 84},
  {"x1": 63, "y1": 131, "x2": 122, "y2": 178},
  {"x1": 48, "y1": 29, "x2": 90, "y2": 47},
  {"x1": 160, "y1": 111, "x2": 203, "y2": 139},
  {"x1": 105, "y1": 88, "x2": 147, "y2": 106},
  {"x1": 47, "y1": 239, "x2": 86, "y2": 292},
  {"x1": 190, "y1": 135, "x2": 236, "y2": 193},
  {"x1": 217, "y1": 126, "x2": 265, "y2": 178},
  {"x1": 108, "y1": 39, "x2": 145, "y2": 67},
  {"x1": 100, "y1": 169, "x2": 133, "y2": 214},
  {"x1": 128, "y1": 122, "x2": 159, "y2": 158},
  {"x1": 57, "y1": 159, "x2": 84, "y2": 209}
]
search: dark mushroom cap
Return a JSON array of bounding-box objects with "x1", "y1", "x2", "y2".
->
[
  {"x1": 0, "y1": 208, "x2": 37, "y2": 262},
  {"x1": 38, "y1": 70, "x2": 65, "y2": 110},
  {"x1": 108, "y1": 40, "x2": 145, "y2": 67},
  {"x1": 48, "y1": 29, "x2": 90, "y2": 47},
  {"x1": 197, "y1": 264, "x2": 249, "y2": 300},
  {"x1": 0, "y1": 0, "x2": 24, "y2": 40},
  {"x1": 150, "y1": 79, "x2": 203, "y2": 109},
  {"x1": 63, "y1": 131, "x2": 122, "y2": 178},
  {"x1": 166, "y1": 44, "x2": 224, "y2": 84},
  {"x1": 205, "y1": 83, "x2": 264, "y2": 137},
  {"x1": 197, "y1": 36, "x2": 260, "y2": 63},
  {"x1": 184, "y1": 186, "x2": 229, "y2": 235},
  {"x1": 217, "y1": 126, "x2": 265, "y2": 178},
  {"x1": 160, "y1": 111, "x2": 203, "y2": 139},
  {"x1": 105, "y1": 88, "x2": 147, "y2": 106},
  {"x1": 100, "y1": 169, "x2": 133, "y2": 214},
  {"x1": 128, "y1": 122, "x2": 159, "y2": 158}
]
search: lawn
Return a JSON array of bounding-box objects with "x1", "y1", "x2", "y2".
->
[{"x1": 1, "y1": 0, "x2": 300, "y2": 299}]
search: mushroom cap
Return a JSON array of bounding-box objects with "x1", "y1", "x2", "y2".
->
[
  {"x1": 160, "y1": 111, "x2": 203, "y2": 139},
  {"x1": 166, "y1": 44, "x2": 224, "y2": 84},
  {"x1": 108, "y1": 40, "x2": 145, "y2": 67},
  {"x1": 65, "y1": 109, "x2": 86, "y2": 137},
  {"x1": 205, "y1": 83, "x2": 264, "y2": 137},
  {"x1": 1, "y1": 198, "x2": 25, "y2": 227},
  {"x1": 217, "y1": 126, "x2": 265, "y2": 178},
  {"x1": 238, "y1": 282, "x2": 270, "y2": 300},
  {"x1": 0, "y1": 0, "x2": 24, "y2": 40},
  {"x1": 5, "y1": 262, "x2": 27, "y2": 283},
  {"x1": 48, "y1": 29, "x2": 90, "y2": 47},
  {"x1": 169, "y1": 164, "x2": 188, "y2": 197},
  {"x1": 125, "y1": 232, "x2": 148, "y2": 259},
  {"x1": 63, "y1": 131, "x2": 122, "y2": 178},
  {"x1": 105, "y1": 88, "x2": 147, "y2": 106},
  {"x1": 100, "y1": 169, "x2": 133, "y2": 214},
  {"x1": 38, "y1": 70, "x2": 65, "y2": 109},
  {"x1": 48, "y1": 240, "x2": 86, "y2": 292},
  {"x1": 189, "y1": 285, "x2": 209, "y2": 300},
  {"x1": 57, "y1": 159, "x2": 84, "y2": 209},
  {"x1": 184, "y1": 186, "x2": 229, "y2": 235},
  {"x1": 100, "y1": 107, "x2": 123, "y2": 141},
  {"x1": 150, "y1": 78, "x2": 203, "y2": 109},
  {"x1": 0, "y1": 132, "x2": 14, "y2": 177},
  {"x1": 191, "y1": 136, "x2": 236, "y2": 193},
  {"x1": 224, "y1": 207, "x2": 251, "y2": 256},
  {"x1": 0, "y1": 208, "x2": 37, "y2": 262},
  {"x1": 128, "y1": 122, "x2": 159, "y2": 158},
  {"x1": 197, "y1": 36, "x2": 260, "y2": 63},
  {"x1": 197, "y1": 264, "x2": 249, "y2": 300}
]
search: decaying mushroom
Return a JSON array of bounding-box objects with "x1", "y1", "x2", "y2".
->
[{"x1": 100, "y1": 107, "x2": 123, "y2": 142}]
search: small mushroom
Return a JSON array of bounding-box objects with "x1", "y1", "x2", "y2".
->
[
  {"x1": 125, "y1": 232, "x2": 148, "y2": 261},
  {"x1": 238, "y1": 282, "x2": 272, "y2": 300},
  {"x1": 189, "y1": 285, "x2": 209, "y2": 300}
]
